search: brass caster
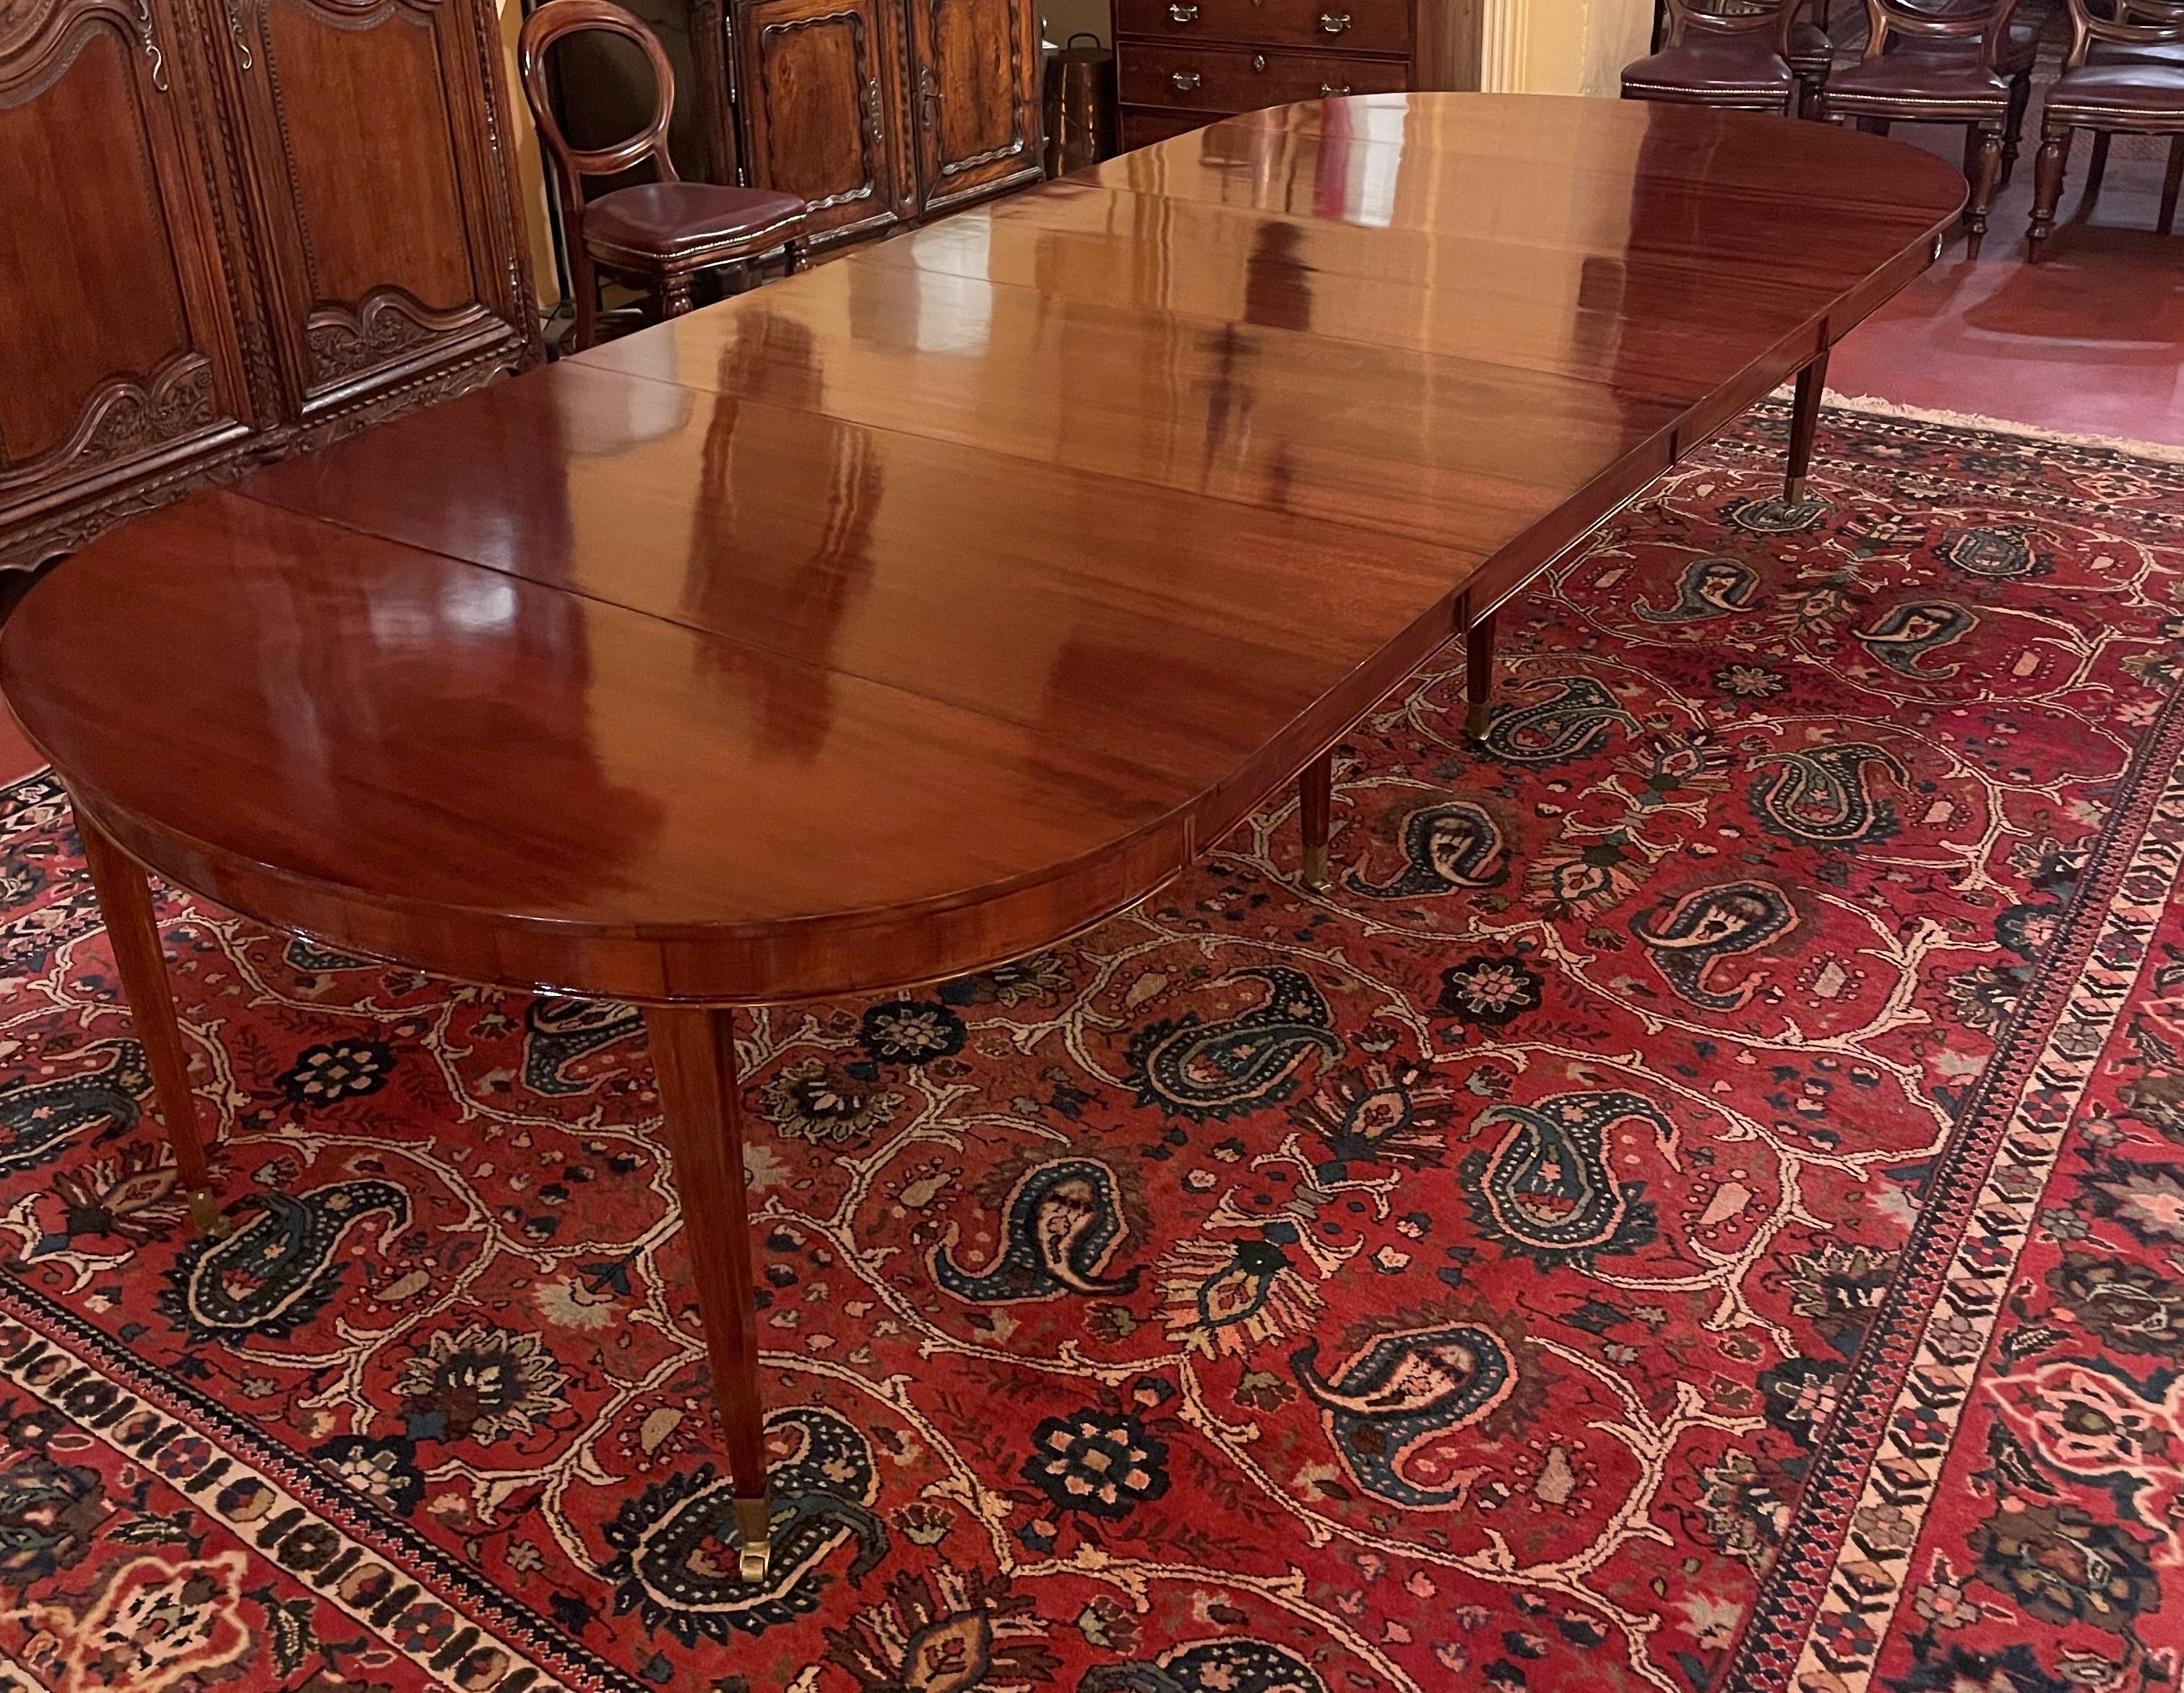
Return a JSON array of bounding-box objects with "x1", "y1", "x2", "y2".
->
[
  {"x1": 1465, "y1": 698, "x2": 1491, "y2": 742},
  {"x1": 1301, "y1": 844, "x2": 1331, "y2": 893},
  {"x1": 735, "y1": 1495, "x2": 771, "y2": 1582},
  {"x1": 186, "y1": 1187, "x2": 233, "y2": 1238},
  {"x1": 1783, "y1": 475, "x2": 1809, "y2": 507}
]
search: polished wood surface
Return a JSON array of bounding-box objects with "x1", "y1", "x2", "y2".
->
[
  {"x1": 73, "y1": 807, "x2": 224, "y2": 1234},
  {"x1": 0, "y1": 0, "x2": 539, "y2": 571},
  {"x1": 645, "y1": 1004, "x2": 772, "y2": 1569},
  {"x1": 4, "y1": 95, "x2": 1966, "y2": 1011}
]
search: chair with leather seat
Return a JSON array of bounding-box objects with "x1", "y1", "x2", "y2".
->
[
  {"x1": 2029, "y1": 0, "x2": 2184, "y2": 258},
  {"x1": 519, "y1": 0, "x2": 809, "y2": 350},
  {"x1": 2075, "y1": 0, "x2": 2184, "y2": 203},
  {"x1": 1886, "y1": 0, "x2": 2040, "y2": 181},
  {"x1": 1624, "y1": 0, "x2": 1808, "y2": 118},
  {"x1": 1817, "y1": 0, "x2": 2020, "y2": 256}
]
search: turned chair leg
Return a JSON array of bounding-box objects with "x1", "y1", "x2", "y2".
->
[
  {"x1": 1785, "y1": 347, "x2": 1829, "y2": 506},
  {"x1": 1966, "y1": 124, "x2": 2004, "y2": 261},
  {"x1": 73, "y1": 806, "x2": 228, "y2": 1237},
  {"x1": 1298, "y1": 749, "x2": 1332, "y2": 891},
  {"x1": 569, "y1": 245, "x2": 600, "y2": 353},
  {"x1": 661, "y1": 272, "x2": 696, "y2": 318},
  {"x1": 2001, "y1": 69, "x2": 2031, "y2": 186},
  {"x1": 783, "y1": 237, "x2": 808, "y2": 275},
  {"x1": 1466, "y1": 607, "x2": 1499, "y2": 741},
  {"x1": 2029, "y1": 124, "x2": 2073, "y2": 261},
  {"x1": 2084, "y1": 130, "x2": 2112, "y2": 203},
  {"x1": 646, "y1": 1005, "x2": 772, "y2": 1581},
  {"x1": 2162, "y1": 136, "x2": 2183, "y2": 238}
]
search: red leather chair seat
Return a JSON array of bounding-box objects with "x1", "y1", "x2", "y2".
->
[
  {"x1": 1824, "y1": 46, "x2": 2011, "y2": 107},
  {"x1": 2045, "y1": 62, "x2": 2184, "y2": 119},
  {"x1": 1623, "y1": 36, "x2": 1795, "y2": 100},
  {"x1": 582, "y1": 183, "x2": 809, "y2": 263}
]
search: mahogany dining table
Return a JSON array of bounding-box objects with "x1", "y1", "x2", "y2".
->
[{"x1": 0, "y1": 94, "x2": 1964, "y2": 1580}]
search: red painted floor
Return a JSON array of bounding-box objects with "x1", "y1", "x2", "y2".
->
[{"x1": 1830, "y1": 126, "x2": 2184, "y2": 449}]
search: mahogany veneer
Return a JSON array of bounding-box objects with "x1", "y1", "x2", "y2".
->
[{"x1": 1, "y1": 94, "x2": 1965, "y2": 1580}]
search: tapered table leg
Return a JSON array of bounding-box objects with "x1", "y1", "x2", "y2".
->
[
  {"x1": 1466, "y1": 607, "x2": 1498, "y2": 742},
  {"x1": 74, "y1": 806, "x2": 228, "y2": 1237},
  {"x1": 1785, "y1": 347, "x2": 1830, "y2": 506},
  {"x1": 1298, "y1": 748, "x2": 1332, "y2": 891},
  {"x1": 644, "y1": 1005, "x2": 771, "y2": 1580}
]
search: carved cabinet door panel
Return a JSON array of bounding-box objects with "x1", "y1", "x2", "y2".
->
[
  {"x1": 217, "y1": 0, "x2": 531, "y2": 418},
  {"x1": 902, "y1": 0, "x2": 1040, "y2": 215},
  {"x1": 0, "y1": 0, "x2": 256, "y2": 539},
  {"x1": 735, "y1": 0, "x2": 912, "y2": 241}
]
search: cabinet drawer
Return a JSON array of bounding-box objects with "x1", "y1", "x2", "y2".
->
[
  {"x1": 1118, "y1": 105, "x2": 1221, "y2": 151},
  {"x1": 1115, "y1": 0, "x2": 1411, "y2": 57},
  {"x1": 1116, "y1": 43, "x2": 1410, "y2": 113}
]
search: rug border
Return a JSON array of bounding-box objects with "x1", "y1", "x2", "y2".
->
[
  {"x1": 1716, "y1": 657, "x2": 2184, "y2": 1689},
  {"x1": 1823, "y1": 394, "x2": 2184, "y2": 466}
]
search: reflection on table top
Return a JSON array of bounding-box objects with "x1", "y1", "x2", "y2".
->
[{"x1": 0, "y1": 95, "x2": 1967, "y2": 1002}]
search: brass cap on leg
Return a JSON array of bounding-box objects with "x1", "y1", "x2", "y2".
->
[
  {"x1": 186, "y1": 1187, "x2": 232, "y2": 1237},
  {"x1": 735, "y1": 1495, "x2": 771, "y2": 1582}
]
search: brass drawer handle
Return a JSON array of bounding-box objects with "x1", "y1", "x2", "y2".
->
[
  {"x1": 1168, "y1": 3, "x2": 1199, "y2": 20},
  {"x1": 1320, "y1": 81, "x2": 1352, "y2": 96},
  {"x1": 1319, "y1": 10, "x2": 1352, "y2": 31},
  {"x1": 1171, "y1": 69, "x2": 1201, "y2": 90}
]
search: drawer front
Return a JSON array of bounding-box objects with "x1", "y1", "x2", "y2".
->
[
  {"x1": 1115, "y1": 0, "x2": 1412, "y2": 56},
  {"x1": 1117, "y1": 43, "x2": 1410, "y2": 113},
  {"x1": 1118, "y1": 105, "x2": 1221, "y2": 151}
]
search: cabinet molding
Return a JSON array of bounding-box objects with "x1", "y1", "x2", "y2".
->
[
  {"x1": 0, "y1": 0, "x2": 540, "y2": 571},
  {"x1": 654, "y1": 0, "x2": 1043, "y2": 249}
]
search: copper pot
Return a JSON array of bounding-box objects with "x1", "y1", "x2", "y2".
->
[{"x1": 1043, "y1": 33, "x2": 1116, "y2": 177}]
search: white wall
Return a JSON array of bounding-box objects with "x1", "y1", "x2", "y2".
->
[{"x1": 1043, "y1": 0, "x2": 1111, "y2": 46}]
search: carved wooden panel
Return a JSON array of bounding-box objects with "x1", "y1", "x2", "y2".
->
[
  {"x1": 904, "y1": 0, "x2": 1038, "y2": 212},
  {"x1": 0, "y1": 0, "x2": 251, "y2": 488},
  {"x1": 736, "y1": 0, "x2": 911, "y2": 240},
  {"x1": 222, "y1": 0, "x2": 530, "y2": 407}
]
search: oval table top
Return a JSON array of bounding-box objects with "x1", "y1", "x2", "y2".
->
[{"x1": 1, "y1": 95, "x2": 1966, "y2": 1005}]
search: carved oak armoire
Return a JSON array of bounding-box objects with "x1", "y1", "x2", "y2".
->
[
  {"x1": 639, "y1": 0, "x2": 1043, "y2": 246},
  {"x1": 0, "y1": 0, "x2": 540, "y2": 570}
]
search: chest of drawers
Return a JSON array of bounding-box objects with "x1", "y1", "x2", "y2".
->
[{"x1": 1112, "y1": 0, "x2": 1478, "y2": 151}]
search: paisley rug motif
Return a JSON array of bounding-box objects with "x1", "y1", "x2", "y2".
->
[{"x1": 1, "y1": 405, "x2": 2181, "y2": 1692}]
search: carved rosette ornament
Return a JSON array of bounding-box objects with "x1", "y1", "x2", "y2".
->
[{"x1": 0, "y1": 354, "x2": 217, "y2": 492}]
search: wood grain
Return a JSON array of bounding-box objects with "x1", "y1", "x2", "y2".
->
[{"x1": 2, "y1": 95, "x2": 1967, "y2": 1008}]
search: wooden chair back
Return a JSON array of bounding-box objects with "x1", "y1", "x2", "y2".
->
[
  {"x1": 2058, "y1": 0, "x2": 2184, "y2": 67},
  {"x1": 518, "y1": 0, "x2": 681, "y2": 244},
  {"x1": 1662, "y1": 0, "x2": 1800, "y2": 53},
  {"x1": 1857, "y1": 0, "x2": 2019, "y2": 64}
]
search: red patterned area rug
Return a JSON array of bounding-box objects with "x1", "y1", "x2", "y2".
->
[{"x1": 1, "y1": 407, "x2": 2182, "y2": 1693}]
